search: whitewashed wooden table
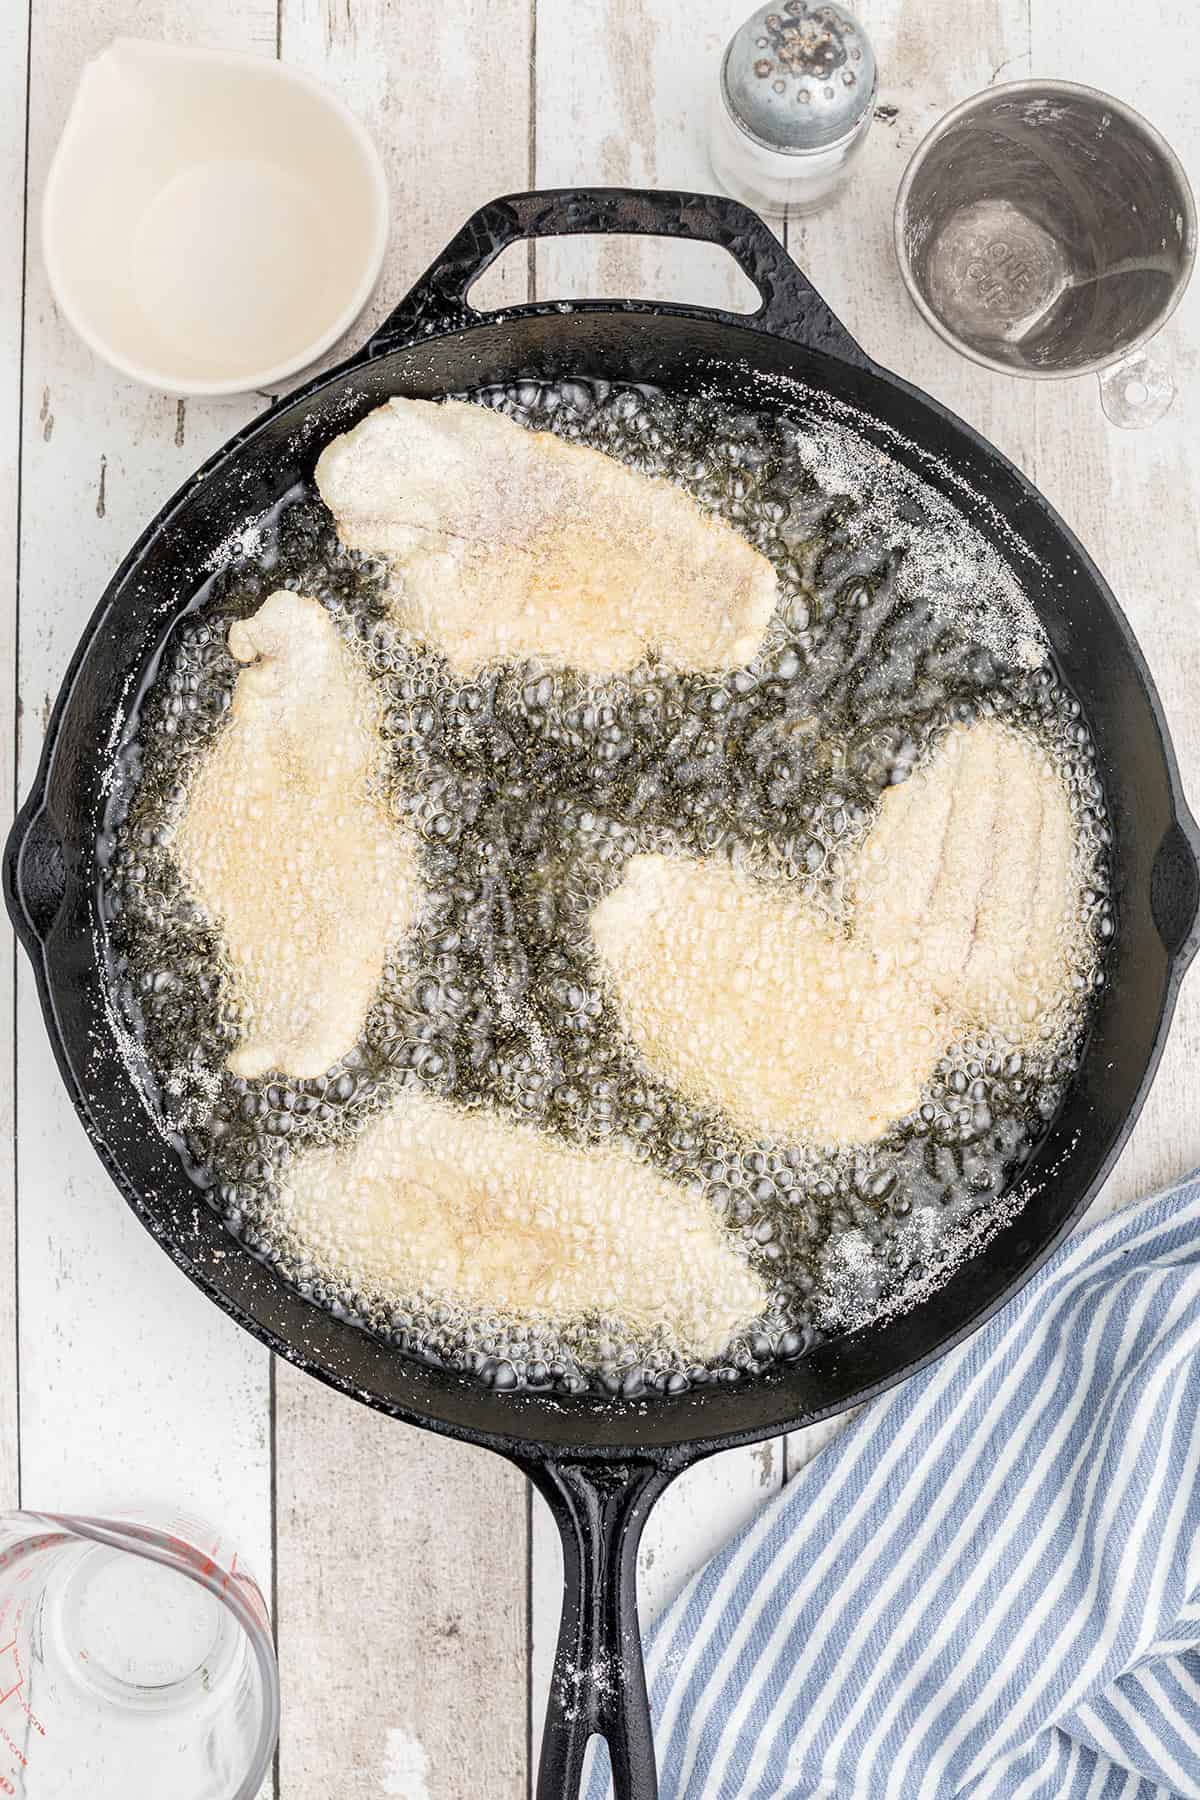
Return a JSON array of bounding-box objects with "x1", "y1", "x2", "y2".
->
[{"x1": 3, "y1": 2, "x2": 1199, "y2": 1795}]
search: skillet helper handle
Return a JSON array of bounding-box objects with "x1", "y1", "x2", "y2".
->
[
  {"x1": 1152, "y1": 801, "x2": 1200, "y2": 968},
  {"x1": 527, "y1": 1456, "x2": 677, "y2": 1800},
  {"x1": 4, "y1": 800, "x2": 68, "y2": 958},
  {"x1": 367, "y1": 186, "x2": 872, "y2": 368}
]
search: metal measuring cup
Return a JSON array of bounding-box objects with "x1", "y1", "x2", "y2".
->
[{"x1": 894, "y1": 80, "x2": 1196, "y2": 427}]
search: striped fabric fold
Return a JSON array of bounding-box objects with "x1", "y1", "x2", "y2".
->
[{"x1": 587, "y1": 1173, "x2": 1200, "y2": 1799}]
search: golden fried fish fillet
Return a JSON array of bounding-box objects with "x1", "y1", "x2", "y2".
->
[
  {"x1": 591, "y1": 852, "x2": 944, "y2": 1145},
  {"x1": 855, "y1": 720, "x2": 1080, "y2": 1041},
  {"x1": 314, "y1": 397, "x2": 778, "y2": 675},
  {"x1": 275, "y1": 1089, "x2": 766, "y2": 1359},
  {"x1": 590, "y1": 722, "x2": 1084, "y2": 1146},
  {"x1": 172, "y1": 589, "x2": 419, "y2": 1079}
]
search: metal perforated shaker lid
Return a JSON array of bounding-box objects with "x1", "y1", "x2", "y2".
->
[{"x1": 721, "y1": 1, "x2": 877, "y2": 153}]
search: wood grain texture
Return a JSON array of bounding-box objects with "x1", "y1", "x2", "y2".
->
[
  {"x1": 0, "y1": 0, "x2": 28, "y2": 1513},
  {"x1": 274, "y1": 1381, "x2": 527, "y2": 1800},
  {"x1": 14, "y1": 0, "x2": 276, "y2": 1638},
  {"x1": 272, "y1": 5, "x2": 535, "y2": 1795}
]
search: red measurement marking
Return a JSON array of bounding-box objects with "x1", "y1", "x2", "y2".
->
[
  {"x1": 0, "y1": 1643, "x2": 21, "y2": 1707},
  {"x1": 165, "y1": 1533, "x2": 220, "y2": 1583},
  {"x1": 219, "y1": 1549, "x2": 239, "y2": 1600},
  {"x1": 13, "y1": 1701, "x2": 43, "y2": 1740},
  {"x1": 0, "y1": 1721, "x2": 28, "y2": 1768}
]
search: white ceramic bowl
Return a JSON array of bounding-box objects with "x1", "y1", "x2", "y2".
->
[{"x1": 43, "y1": 39, "x2": 390, "y2": 396}]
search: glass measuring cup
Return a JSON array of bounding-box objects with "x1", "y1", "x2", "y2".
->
[{"x1": 0, "y1": 1509, "x2": 278, "y2": 1798}]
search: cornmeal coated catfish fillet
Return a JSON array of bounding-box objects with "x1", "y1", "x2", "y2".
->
[
  {"x1": 314, "y1": 396, "x2": 778, "y2": 675},
  {"x1": 590, "y1": 852, "x2": 946, "y2": 1146},
  {"x1": 590, "y1": 721, "x2": 1086, "y2": 1149},
  {"x1": 274, "y1": 1088, "x2": 767, "y2": 1361},
  {"x1": 171, "y1": 589, "x2": 420, "y2": 1080},
  {"x1": 854, "y1": 719, "x2": 1082, "y2": 1044}
]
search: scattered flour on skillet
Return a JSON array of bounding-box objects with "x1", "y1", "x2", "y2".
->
[
  {"x1": 704, "y1": 368, "x2": 1047, "y2": 665},
  {"x1": 815, "y1": 1124, "x2": 1085, "y2": 1333},
  {"x1": 202, "y1": 512, "x2": 272, "y2": 574}
]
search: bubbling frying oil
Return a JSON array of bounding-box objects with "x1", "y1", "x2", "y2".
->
[{"x1": 101, "y1": 379, "x2": 1113, "y2": 1398}]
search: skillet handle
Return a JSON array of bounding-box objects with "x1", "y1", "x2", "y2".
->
[
  {"x1": 366, "y1": 187, "x2": 872, "y2": 369},
  {"x1": 4, "y1": 799, "x2": 68, "y2": 958},
  {"x1": 1153, "y1": 801, "x2": 1200, "y2": 969},
  {"x1": 524, "y1": 1454, "x2": 678, "y2": 1800}
]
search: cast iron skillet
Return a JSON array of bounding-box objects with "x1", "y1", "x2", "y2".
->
[{"x1": 7, "y1": 189, "x2": 1200, "y2": 1799}]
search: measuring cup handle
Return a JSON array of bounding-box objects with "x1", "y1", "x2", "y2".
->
[
  {"x1": 1097, "y1": 345, "x2": 1177, "y2": 428},
  {"x1": 523, "y1": 1454, "x2": 680, "y2": 1800}
]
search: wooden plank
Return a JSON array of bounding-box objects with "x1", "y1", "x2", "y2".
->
[
  {"x1": 1025, "y1": 9, "x2": 1200, "y2": 1224},
  {"x1": 15, "y1": 0, "x2": 276, "y2": 1618},
  {"x1": 273, "y1": 1381, "x2": 527, "y2": 1800},
  {"x1": 272, "y1": 5, "x2": 535, "y2": 1796},
  {"x1": 637, "y1": 1438, "x2": 786, "y2": 1622},
  {"x1": 0, "y1": 0, "x2": 28, "y2": 1511}
]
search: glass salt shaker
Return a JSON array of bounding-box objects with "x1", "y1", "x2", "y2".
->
[{"x1": 709, "y1": 1, "x2": 878, "y2": 219}]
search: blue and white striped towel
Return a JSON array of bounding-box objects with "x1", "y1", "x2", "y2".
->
[{"x1": 588, "y1": 1171, "x2": 1200, "y2": 1798}]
